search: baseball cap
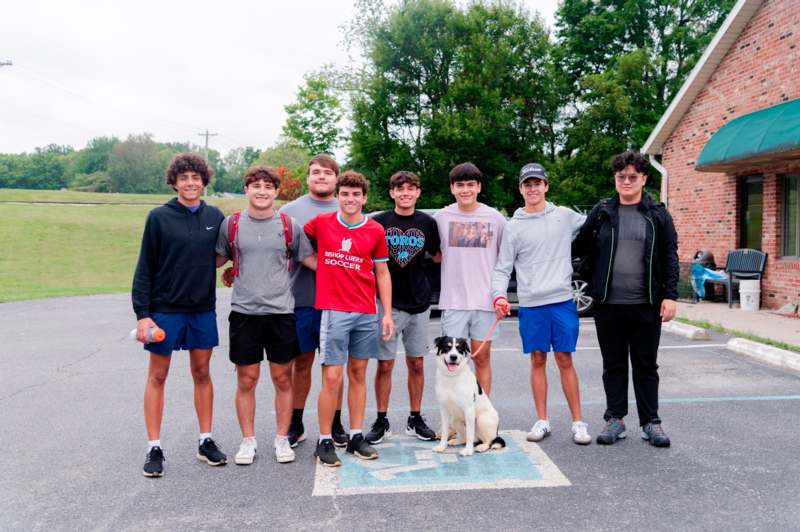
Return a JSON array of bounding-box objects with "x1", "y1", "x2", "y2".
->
[{"x1": 519, "y1": 163, "x2": 548, "y2": 184}]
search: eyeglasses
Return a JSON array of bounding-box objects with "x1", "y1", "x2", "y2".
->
[{"x1": 615, "y1": 174, "x2": 640, "y2": 183}]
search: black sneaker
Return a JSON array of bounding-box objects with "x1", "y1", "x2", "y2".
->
[
  {"x1": 314, "y1": 438, "x2": 341, "y2": 467},
  {"x1": 596, "y1": 418, "x2": 627, "y2": 445},
  {"x1": 142, "y1": 446, "x2": 164, "y2": 477},
  {"x1": 332, "y1": 422, "x2": 349, "y2": 448},
  {"x1": 197, "y1": 437, "x2": 227, "y2": 466},
  {"x1": 642, "y1": 422, "x2": 671, "y2": 448},
  {"x1": 365, "y1": 417, "x2": 391, "y2": 444},
  {"x1": 346, "y1": 433, "x2": 378, "y2": 460},
  {"x1": 405, "y1": 415, "x2": 436, "y2": 441},
  {"x1": 288, "y1": 419, "x2": 305, "y2": 448}
]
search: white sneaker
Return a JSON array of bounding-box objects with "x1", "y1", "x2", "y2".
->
[
  {"x1": 274, "y1": 436, "x2": 295, "y2": 463},
  {"x1": 572, "y1": 421, "x2": 592, "y2": 445},
  {"x1": 526, "y1": 419, "x2": 551, "y2": 442},
  {"x1": 235, "y1": 437, "x2": 257, "y2": 465}
]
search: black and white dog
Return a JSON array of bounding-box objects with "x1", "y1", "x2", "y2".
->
[{"x1": 432, "y1": 336, "x2": 506, "y2": 456}]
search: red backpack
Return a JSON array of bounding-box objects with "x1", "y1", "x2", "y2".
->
[{"x1": 221, "y1": 211, "x2": 293, "y2": 287}]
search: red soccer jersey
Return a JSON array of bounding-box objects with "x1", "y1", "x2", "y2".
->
[{"x1": 304, "y1": 212, "x2": 389, "y2": 313}]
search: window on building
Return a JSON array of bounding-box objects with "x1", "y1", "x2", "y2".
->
[
  {"x1": 784, "y1": 175, "x2": 799, "y2": 257},
  {"x1": 740, "y1": 176, "x2": 763, "y2": 250}
]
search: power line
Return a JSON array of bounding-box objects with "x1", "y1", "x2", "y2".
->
[{"x1": 0, "y1": 60, "x2": 12, "y2": 68}]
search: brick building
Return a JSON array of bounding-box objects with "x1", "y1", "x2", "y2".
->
[{"x1": 643, "y1": 0, "x2": 800, "y2": 309}]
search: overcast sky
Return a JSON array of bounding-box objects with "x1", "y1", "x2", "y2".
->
[{"x1": 0, "y1": 0, "x2": 559, "y2": 156}]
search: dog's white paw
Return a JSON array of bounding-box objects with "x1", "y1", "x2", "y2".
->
[
  {"x1": 475, "y1": 443, "x2": 490, "y2": 453},
  {"x1": 459, "y1": 447, "x2": 474, "y2": 457},
  {"x1": 448, "y1": 437, "x2": 465, "y2": 446},
  {"x1": 432, "y1": 443, "x2": 448, "y2": 453}
]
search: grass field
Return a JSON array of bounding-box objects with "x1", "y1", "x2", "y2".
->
[{"x1": 0, "y1": 189, "x2": 253, "y2": 302}]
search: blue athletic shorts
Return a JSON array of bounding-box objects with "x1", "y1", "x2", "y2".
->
[
  {"x1": 144, "y1": 310, "x2": 219, "y2": 356},
  {"x1": 295, "y1": 306, "x2": 322, "y2": 353},
  {"x1": 518, "y1": 299, "x2": 579, "y2": 354}
]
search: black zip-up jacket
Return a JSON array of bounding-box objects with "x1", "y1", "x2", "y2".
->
[
  {"x1": 572, "y1": 193, "x2": 679, "y2": 305},
  {"x1": 132, "y1": 198, "x2": 225, "y2": 320}
]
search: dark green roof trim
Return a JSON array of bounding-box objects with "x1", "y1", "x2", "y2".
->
[{"x1": 696, "y1": 97, "x2": 800, "y2": 172}]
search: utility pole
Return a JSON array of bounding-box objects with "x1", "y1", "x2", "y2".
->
[
  {"x1": 197, "y1": 129, "x2": 217, "y2": 196},
  {"x1": 197, "y1": 129, "x2": 218, "y2": 162}
]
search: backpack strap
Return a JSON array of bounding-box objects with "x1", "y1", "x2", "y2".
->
[
  {"x1": 279, "y1": 211, "x2": 293, "y2": 273},
  {"x1": 228, "y1": 211, "x2": 242, "y2": 277}
]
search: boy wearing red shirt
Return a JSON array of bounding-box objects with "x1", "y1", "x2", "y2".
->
[{"x1": 305, "y1": 171, "x2": 395, "y2": 467}]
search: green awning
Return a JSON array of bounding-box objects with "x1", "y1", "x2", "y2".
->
[{"x1": 696, "y1": 97, "x2": 800, "y2": 172}]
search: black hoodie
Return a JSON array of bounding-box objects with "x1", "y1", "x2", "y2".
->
[{"x1": 132, "y1": 198, "x2": 225, "y2": 319}]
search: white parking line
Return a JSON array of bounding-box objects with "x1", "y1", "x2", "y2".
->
[{"x1": 412, "y1": 344, "x2": 728, "y2": 354}]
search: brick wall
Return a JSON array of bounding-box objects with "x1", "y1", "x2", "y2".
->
[{"x1": 662, "y1": 0, "x2": 800, "y2": 308}]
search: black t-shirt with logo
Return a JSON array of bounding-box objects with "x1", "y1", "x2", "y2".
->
[{"x1": 373, "y1": 210, "x2": 441, "y2": 314}]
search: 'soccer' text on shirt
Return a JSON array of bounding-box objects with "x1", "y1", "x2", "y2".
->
[{"x1": 323, "y1": 250, "x2": 365, "y2": 270}]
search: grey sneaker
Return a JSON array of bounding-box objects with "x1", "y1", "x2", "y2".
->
[
  {"x1": 596, "y1": 418, "x2": 626, "y2": 445},
  {"x1": 642, "y1": 422, "x2": 671, "y2": 447}
]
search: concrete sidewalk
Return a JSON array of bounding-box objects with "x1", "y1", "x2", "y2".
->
[{"x1": 676, "y1": 300, "x2": 800, "y2": 349}]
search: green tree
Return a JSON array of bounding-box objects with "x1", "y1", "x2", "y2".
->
[
  {"x1": 551, "y1": 0, "x2": 736, "y2": 205},
  {"x1": 108, "y1": 134, "x2": 169, "y2": 193},
  {"x1": 217, "y1": 146, "x2": 262, "y2": 192},
  {"x1": 348, "y1": 0, "x2": 561, "y2": 212},
  {"x1": 283, "y1": 76, "x2": 344, "y2": 155},
  {"x1": 255, "y1": 141, "x2": 312, "y2": 187}
]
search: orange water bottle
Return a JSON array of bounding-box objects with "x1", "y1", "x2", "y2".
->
[{"x1": 129, "y1": 326, "x2": 166, "y2": 343}]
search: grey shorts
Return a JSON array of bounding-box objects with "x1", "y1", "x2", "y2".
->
[
  {"x1": 378, "y1": 307, "x2": 431, "y2": 360},
  {"x1": 319, "y1": 310, "x2": 379, "y2": 366},
  {"x1": 441, "y1": 309, "x2": 500, "y2": 342}
]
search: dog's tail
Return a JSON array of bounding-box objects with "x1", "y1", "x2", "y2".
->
[{"x1": 490, "y1": 435, "x2": 506, "y2": 450}]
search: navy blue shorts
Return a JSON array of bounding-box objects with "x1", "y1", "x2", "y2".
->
[
  {"x1": 295, "y1": 306, "x2": 322, "y2": 353},
  {"x1": 518, "y1": 299, "x2": 579, "y2": 354},
  {"x1": 144, "y1": 310, "x2": 219, "y2": 356}
]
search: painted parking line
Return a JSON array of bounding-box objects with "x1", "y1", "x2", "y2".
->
[
  {"x1": 405, "y1": 344, "x2": 729, "y2": 354},
  {"x1": 312, "y1": 430, "x2": 570, "y2": 496}
]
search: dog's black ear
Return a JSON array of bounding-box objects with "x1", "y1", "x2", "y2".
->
[{"x1": 456, "y1": 338, "x2": 470, "y2": 355}]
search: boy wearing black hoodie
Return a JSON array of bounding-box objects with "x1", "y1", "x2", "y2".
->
[{"x1": 132, "y1": 153, "x2": 227, "y2": 477}]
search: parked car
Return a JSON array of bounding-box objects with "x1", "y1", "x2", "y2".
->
[{"x1": 371, "y1": 209, "x2": 595, "y2": 317}]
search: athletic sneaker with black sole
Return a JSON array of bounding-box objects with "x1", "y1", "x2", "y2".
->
[
  {"x1": 288, "y1": 419, "x2": 305, "y2": 448},
  {"x1": 642, "y1": 422, "x2": 671, "y2": 447},
  {"x1": 346, "y1": 433, "x2": 378, "y2": 460},
  {"x1": 332, "y1": 423, "x2": 349, "y2": 448},
  {"x1": 314, "y1": 438, "x2": 341, "y2": 467},
  {"x1": 197, "y1": 437, "x2": 227, "y2": 466},
  {"x1": 406, "y1": 415, "x2": 436, "y2": 441},
  {"x1": 143, "y1": 446, "x2": 164, "y2": 477},
  {"x1": 596, "y1": 418, "x2": 627, "y2": 445},
  {"x1": 365, "y1": 417, "x2": 391, "y2": 444}
]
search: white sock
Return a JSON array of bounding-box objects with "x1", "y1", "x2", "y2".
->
[
  {"x1": 148, "y1": 439, "x2": 161, "y2": 450},
  {"x1": 243, "y1": 436, "x2": 256, "y2": 443},
  {"x1": 199, "y1": 432, "x2": 212, "y2": 444},
  {"x1": 318, "y1": 434, "x2": 332, "y2": 443},
  {"x1": 350, "y1": 429, "x2": 362, "y2": 436},
  {"x1": 275, "y1": 434, "x2": 288, "y2": 441}
]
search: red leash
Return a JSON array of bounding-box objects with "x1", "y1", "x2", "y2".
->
[{"x1": 471, "y1": 315, "x2": 503, "y2": 359}]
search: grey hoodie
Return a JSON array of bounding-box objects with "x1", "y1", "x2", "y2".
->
[{"x1": 491, "y1": 202, "x2": 586, "y2": 308}]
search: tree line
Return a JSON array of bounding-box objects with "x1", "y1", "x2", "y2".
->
[{"x1": 1, "y1": 0, "x2": 734, "y2": 211}]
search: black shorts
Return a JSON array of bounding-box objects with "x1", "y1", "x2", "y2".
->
[{"x1": 228, "y1": 311, "x2": 300, "y2": 365}]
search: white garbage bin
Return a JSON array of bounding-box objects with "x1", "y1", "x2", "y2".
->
[{"x1": 739, "y1": 279, "x2": 761, "y2": 311}]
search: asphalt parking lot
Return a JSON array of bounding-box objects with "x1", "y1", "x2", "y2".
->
[{"x1": 2, "y1": 291, "x2": 799, "y2": 531}]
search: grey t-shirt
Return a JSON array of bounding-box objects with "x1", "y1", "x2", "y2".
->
[
  {"x1": 607, "y1": 204, "x2": 648, "y2": 304},
  {"x1": 216, "y1": 210, "x2": 313, "y2": 315},
  {"x1": 279, "y1": 194, "x2": 338, "y2": 307}
]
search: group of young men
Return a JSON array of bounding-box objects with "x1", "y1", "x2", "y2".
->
[{"x1": 132, "y1": 149, "x2": 678, "y2": 477}]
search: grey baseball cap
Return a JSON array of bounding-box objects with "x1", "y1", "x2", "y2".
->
[{"x1": 519, "y1": 163, "x2": 548, "y2": 184}]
